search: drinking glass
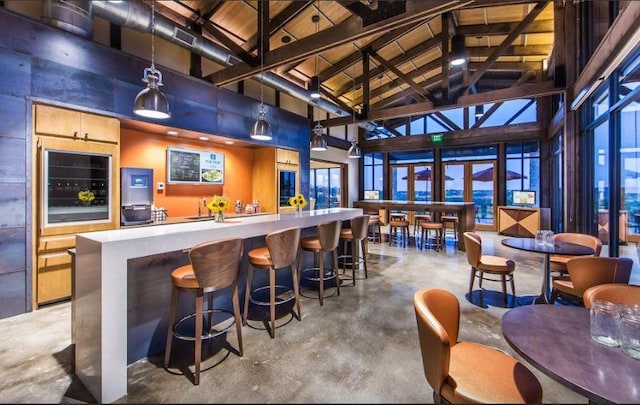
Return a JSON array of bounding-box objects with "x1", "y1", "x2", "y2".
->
[
  {"x1": 618, "y1": 304, "x2": 640, "y2": 359},
  {"x1": 544, "y1": 230, "x2": 555, "y2": 246},
  {"x1": 590, "y1": 300, "x2": 620, "y2": 346},
  {"x1": 535, "y1": 230, "x2": 544, "y2": 245}
]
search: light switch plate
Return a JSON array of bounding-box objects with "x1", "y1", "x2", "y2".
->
[{"x1": 157, "y1": 182, "x2": 165, "y2": 191}]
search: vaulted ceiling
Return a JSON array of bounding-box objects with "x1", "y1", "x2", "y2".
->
[{"x1": 148, "y1": 0, "x2": 556, "y2": 135}]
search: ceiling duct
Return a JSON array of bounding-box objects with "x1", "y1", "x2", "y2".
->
[
  {"x1": 91, "y1": 1, "x2": 378, "y2": 134},
  {"x1": 42, "y1": 0, "x2": 93, "y2": 38}
]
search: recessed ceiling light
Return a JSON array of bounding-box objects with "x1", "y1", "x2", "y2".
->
[
  {"x1": 224, "y1": 141, "x2": 234, "y2": 145},
  {"x1": 167, "y1": 130, "x2": 178, "y2": 135},
  {"x1": 199, "y1": 136, "x2": 209, "y2": 141}
]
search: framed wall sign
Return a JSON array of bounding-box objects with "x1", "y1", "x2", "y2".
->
[{"x1": 167, "y1": 147, "x2": 225, "y2": 184}]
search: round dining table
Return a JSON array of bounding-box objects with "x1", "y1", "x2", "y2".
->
[
  {"x1": 501, "y1": 237, "x2": 594, "y2": 304},
  {"x1": 502, "y1": 305, "x2": 640, "y2": 404}
]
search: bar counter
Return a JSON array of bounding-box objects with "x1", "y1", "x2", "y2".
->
[{"x1": 73, "y1": 208, "x2": 362, "y2": 403}]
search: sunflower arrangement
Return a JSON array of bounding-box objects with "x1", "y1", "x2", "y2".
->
[
  {"x1": 77, "y1": 190, "x2": 95, "y2": 203},
  {"x1": 206, "y1": 195, "x2": 230, "y2": 213},
  {"x1": 288, "y1": 193, "x2": 307, "y2": 208}
]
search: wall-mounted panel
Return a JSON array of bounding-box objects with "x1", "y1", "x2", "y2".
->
[
  {"x1": 0, "y1": 271, "x2": 26, "y2": 318},
  {"x1": 0, "y1": 227, "x2": 26, "y2": 275}
]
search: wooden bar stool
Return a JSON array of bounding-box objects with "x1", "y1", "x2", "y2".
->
[
  {"x1": 441, "y1": 213, "x2": 459, "y2": 245},
  {"x1": 420, "y1": 221, "x2": 443, "y2": 251},
  {"x1": 164, "y1": 238, "x2": 244, "y2": 385},
  {"x1": 367, "y1": 215, "x2": 381, "y2": 243},
  {"x1": 339, "y1": 215, "x2": 370, "y2": 286},
  {"x1": 390, "y1": 212, "x2": 407, "y2": 222},
  {"x1": 297, "y1": 220, "x2": 342, "y2": 306},
  {"x1": 389, "y1": 217, "x2": 410, "y2": 247},
  {"x1": 243, "y1": 227, "x2": 302, "y2": 338},
  {"x1": 413, "y1": 213, "x2": 432, "y2": 237}
]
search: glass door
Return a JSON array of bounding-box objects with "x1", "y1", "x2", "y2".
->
[
  {"x1": 413, "y1": 164, "x2": 433, "y2": 202},
  {"x1": 470, "y1": 161, "x2": 496, "y2": 229},
  {"x1": 391, "y1": 165, "x2": 409, "y2": 220}
]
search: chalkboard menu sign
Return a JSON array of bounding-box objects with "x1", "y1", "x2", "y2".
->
[{"x1": 167, "y1": 147, "x2": 225, "y2": 184}]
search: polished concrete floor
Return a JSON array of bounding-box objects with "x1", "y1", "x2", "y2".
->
[{"x1": 1, "y1": 230, "x2": 638, "y2": 404}]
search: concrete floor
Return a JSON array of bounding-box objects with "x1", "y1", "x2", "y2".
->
[{"x1": 1, "y1": 231, "x2": 638, "y2": 404}]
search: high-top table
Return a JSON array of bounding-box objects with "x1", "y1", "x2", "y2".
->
[
  {"x1": 73, "y1": 208, "x2": 362, "y2": 403},
  {"x1": 502, "y1": 305, "x2": 640, "y2": 404},
  {"x1": 353, "y1": 200, "x2": 475, "y2": 251},
  {"x1": 501, "y1": 237, "x2": 594, "y2": 304}
]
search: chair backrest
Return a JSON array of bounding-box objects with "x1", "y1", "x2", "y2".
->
[
  {"x1": 350, "y1": 215, "x2": 370, "y2": 240},
  {"x1": 413, "y1": 288, "x2": 460, "y2": 395},
  {"x1": 317, "y1": 220, "x2": 342, "y2": 252},
  {"x1": 566, "y1": 256, "x2": 634, "y2": 297},
  {"x1": 189, "y1": 238, "x2": 244, "y2": 290},
  {"x1": 266, "y1": 227, "x2": 301, "y2": 269},
  {"x1": 554, "y1": 233, "x2": 602, "y2": 257},
  {"x1": 462, "y1": 232, "x2": 482, "y2": 267},
  {"x1": 583, "y1": 283, "x2": 640, "y2": 309}
]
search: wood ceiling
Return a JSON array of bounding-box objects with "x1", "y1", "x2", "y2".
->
[{"x1": 150, "y1": 0, "x2": 556, "y2": 132}]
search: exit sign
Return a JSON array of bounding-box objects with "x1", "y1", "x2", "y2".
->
[{"x1": 431, "y1": 133, "x2": 443, "y2": 142}]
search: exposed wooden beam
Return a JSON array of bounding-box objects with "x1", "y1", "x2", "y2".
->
[
  {"x1": 471, "y1": 70, "x2": 536, "y2": 128},
  {"x1": 467, "y1": 45, "x2": 552, "y2": 58},
  {"x1": 210, "y1": 0, "x2": 471, "y2": 86},
  {"x1": 243, "y1": 1, "x2": 314, "y2": 53},
  {"x1": 441, "y1": 13, "x2": 450, "y2": 103},
  {"x1": 456, "y1": 19, "x2": 553, "y2": 36},
  {"x1": 369, "y1": 51, "x2": 438, "y2": 104},
  {"x1": 458, "y1": 1, "x2": 549, "y2": 96}
]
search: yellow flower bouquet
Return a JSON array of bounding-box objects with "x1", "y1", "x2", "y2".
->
[
  {"x1": 78, "y1": 190, "x2": 95, "y2": 206},
  {"x1": 289, "y1": 194, "x2": 307, "y2": 213},
  {"x1": 206, "y1": 195, "x2": 230, "y2": 222}
]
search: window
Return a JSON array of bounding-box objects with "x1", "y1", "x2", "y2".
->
[
  {"x1": 506, "y1": 142, "x2": 541, "y2": 207},
  {"x1": 363, "y1": 153, "x2": 384, "y2": 198}
]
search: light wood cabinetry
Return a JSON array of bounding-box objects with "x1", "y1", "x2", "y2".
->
[
  {"x1": 32, "y1": 104, "x2": 120, "y2": 306},
  {"x1": 252, "y1": 148, "x2": 299, "y2": 214},
  {"x1": 497, "y1": 206, "x2": 551, "y2": 237},
  {"x1": 35, "y1": 104, "x2": 119, "y2": 143}
]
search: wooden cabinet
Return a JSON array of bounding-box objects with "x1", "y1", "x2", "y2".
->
[
  {"x1": 32, "y1": 104, "x2": 120, "y2": 306},
  {"x1": 252, "y1": 147, "x2": 299, "y2": 214},
  {"x1": 276, "y1": 148, "x2": 299, "y2": 165},
  {"x1": 35, "y1": 104, "x2": 119, "y2": 143},
  {"x1": 497, "y1": 206, "x2": 551, "y2": 237}
]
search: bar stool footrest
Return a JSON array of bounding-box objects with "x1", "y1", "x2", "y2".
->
[
  {"x1": 173, "y1": 308, "x2": 235, "y2": 342},
  {"x1": 249, "y1": 285, "x2": 295, "y2": 306}
]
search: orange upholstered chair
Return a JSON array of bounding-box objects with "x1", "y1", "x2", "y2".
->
[
  {"x1": 550, "y1": 256, "x2": 633, "y2": 304},
  {"x1": 549, "y1": 233, "x2": 602, "y2": 275},
  {"x1": 583, "y1": 283, "x2": 640, "y2": 309},
  {"x1": 413, "y1": 288, "x2": 543, "y2": 404}
]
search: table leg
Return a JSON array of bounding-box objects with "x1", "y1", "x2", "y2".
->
[{"x1": 534, "y1": 253, "x2": 552, "y2": 304}]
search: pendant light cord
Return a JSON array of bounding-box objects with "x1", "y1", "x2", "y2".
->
[
  {"x1": 151, "y1": 0, "x2": 156, "y2": 70},
  {"x1": 259, "y1": 2, "x2": 264, "y2": 110}
]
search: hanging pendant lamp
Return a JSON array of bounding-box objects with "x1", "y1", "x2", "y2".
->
[
  {"x1": 310, "y1": 123, "x2": 327, "y2": 151},
  {"x1": 133, "y1": 0, "x2": 170, "y2": 119},
  {"x1": 450, "y1": 34, "x2": 467, "y2": 67},
  {"x1": 347, "y1": 139, "x2": 361, "y2": 158},
  {"x1": 250, "y1": 3, "x2": 272, "y2": 141}
]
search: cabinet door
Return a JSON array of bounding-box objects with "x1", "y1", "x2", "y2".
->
[
  {"x1": 276, "y1": 148, "x2": 299, "y2": 165},
  {"x1": 36, "y1": 235, "x2": 75, "y2": 304},
  {"x1": 80, "y1": 113, "x2": 120, "y2": 143},
  {"x1": 35, "y1": 104, "x2": 81, "y2": 138}
]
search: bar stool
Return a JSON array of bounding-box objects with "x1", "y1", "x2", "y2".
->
[
  {"x1": 389, "y1": 217, "x2": 410, "y2": 247},
  {"x1": 243, "y1": 227, "x2": 302, "y2": 338},
  {"x1": 413, "y1": 213, "x2": 433, "y2": 237},
  {"x1": 367, "y1": 215, "x2": 381, "y2": 243},
  {"x1": 297, "y1": 220, "x2": 342, "y2": 306},
  {"x1": 419, "y1": 221, "x2": 443, "y2": 251},
  {"x1": 339, "y1": 215, "x2": 370, "y2": 286},
  {"x1": 390, "y1": 212, "x2": 406, "y2": 222},
  {"x1": 441, "y1": 213, "x2": 459, "y2": 245},
  {"x1": 164, "y1": 238, "x2": 244, "y2": 385}
]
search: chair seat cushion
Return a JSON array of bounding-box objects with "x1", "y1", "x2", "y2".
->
[
  {"x1": 478, "y1": 255, "x2": 515, "y2": 273},
  {"x1": 300, "y1": 236, "x2": 322, "y2": 250},
  {"x1": 390, "y1": 220, "x2": 409, "y2": 227},
  {"x1": 441, "y1": 216, "x2": 459, "y2": 222},
  {"x1": 340, "y1": 229, "x2": 354, "y2": 239},
  {"x1": 171, "y1": 264, "x2": 199, "y2": 289},
  {"x1": 552, "y1": 276, "x2": 576, "y2": 296},
  {"x1": 248, "y1": 246, "x2": 272, "y2": 267},
  {"x1": 441, "y1": 341, "x2": 543, "y2": 404},
  {"x1": 421, "y1": 222, "x2": 442, "y2": 230}
]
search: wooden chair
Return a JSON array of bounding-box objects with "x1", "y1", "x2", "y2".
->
[
  {"x1": 339, "y1": 215, "x2": 370, "y2": 286},
  {"x1": 164, "y1": 238, "x2": 244, "y2": 385},
  {"x1": 244, "y1": 227, "x2": 302, "y2": 338},
  {"x1": 463, "y1": 231, "x2": 516, "y2": 305},
  {"x1": 583, "y1": 283, "x2": 640, "y2": 309},
  {"x1": 550, "y1": 256, "x2": 633, "y2": 305},
  {"x1": 413, "y1": 213, "x2": 433, "y2": 237},
  {"x1": 413, "y1": 288, "x2": 543, "y2": 404},
  {"x1": 441, "y1": 213, "x2": 459, "y2": 244},
  {"x1": 549, "y1": 233, "x2": 602, "y2": 275},
  {"x1": 298, "y1": 220, "x2": 342, "y2": 305}
]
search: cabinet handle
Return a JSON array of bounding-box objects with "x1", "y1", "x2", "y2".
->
[
  {"x1": 73, "y1": 131, "x2": 78, "y2": 139},
  {"x1": 84, "y1": 132, "x2": 89, "y2": 140}
]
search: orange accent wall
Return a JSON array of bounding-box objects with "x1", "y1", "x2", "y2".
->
[{"x1": 120, "y1": 129, "x2": 254, "y2": 217}]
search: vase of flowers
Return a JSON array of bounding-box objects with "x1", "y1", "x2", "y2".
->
[
  {"x1": 78, "y1": 190, "x2": 95, "y2": 207},
  {"x1": 206, "y1": 195, "x2": 230, "y2": 223},
  {"x1": 289, "y1": 193, "x2": 307, "y2": 215}
]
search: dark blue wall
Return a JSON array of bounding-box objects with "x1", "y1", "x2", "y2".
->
[{"x1": 0, "y1": 8, "x2": 310, "y2": 319}]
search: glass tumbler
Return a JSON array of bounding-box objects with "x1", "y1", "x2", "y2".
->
[
  {"x1": 543, "y1": 230, "x2": 555, "y2": 246},
  {"x1": 618, "y1": 305, "x2": 640, "y2": 359},
  {"x1": 590, "y1": 300, "x2": 620, "y2": 346},
  {"x1": 535, "y1": 230, "x2": 544, "y2": 245}
]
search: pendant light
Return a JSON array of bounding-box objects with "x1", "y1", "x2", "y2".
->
[
  {"x1": 450, "y1": 34, "x2": 467, "y2": 67},
  {"x1": 347, "y1": 46, "x2": 361, "y2": 158},
  {"x1": 133, "y1": 0, "x2": 170, "y2": 119},
  {"x1": 250, "y1": 2, "x2": 272, "y2": 141},
  {"x1": 475, "y1": 105, "x2": 484, "y2": 118},
  {"x1": 309, "y1": 1, "x2": 326, "y2": 152}
]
